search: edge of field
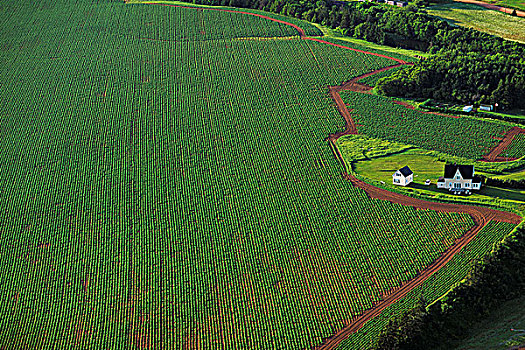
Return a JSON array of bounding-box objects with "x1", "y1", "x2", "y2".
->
[{"x1": 335, "y1": 220, "x2": 524, "y2": 349}]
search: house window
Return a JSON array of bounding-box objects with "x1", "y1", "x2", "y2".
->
[
  {"x1": 456, "y1": 176, "x2": 461, "y2": 180},
  {"x1": 465, "y1": 183, "x2": 470, "y2": 188},
  {"x1": 394, "y1": 179, "x2": 400, "y2": 183},
  {"x1": 454, "y1": 183, "x2": 461, "y2": 189},
  {"x1": 449, "y1": 183, "x2": 452, "y2": 187}
]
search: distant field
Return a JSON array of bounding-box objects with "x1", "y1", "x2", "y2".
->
[
  {"x1": 481, "y1": 0, "x2": 525, "y2": 11},
  {"x1": 427, "y1": 2, "x2": 525, "y2": 42}
]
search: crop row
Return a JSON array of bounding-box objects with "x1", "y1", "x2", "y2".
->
[
  {"x1": 340, "y1": 91, "x2": 511, "y2": 159},
  {"x1": 502, "y1": 133, "x2": 525, "y2": 159},
  {"x1": 339, "y1": 220, "x2": 518, "y2": 349},
  {"x1": 0, "y1": 1, "x2": 509, "y2": 349}
]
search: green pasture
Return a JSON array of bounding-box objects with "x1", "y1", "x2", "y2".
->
[{"x1": 479, "y1": 0, "x2": 525, "y2": 11}]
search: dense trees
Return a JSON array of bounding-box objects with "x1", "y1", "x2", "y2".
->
[
  {"x1": 376, "y1": 51, "x2": 525, "y2": 108},
  {"x1": 183, "y1": 0, "x2": 525, "y2": 108}
]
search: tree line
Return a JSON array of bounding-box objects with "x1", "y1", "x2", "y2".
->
[{"x1": 181, "y1": 0, "x2": 525, "y2": 109}]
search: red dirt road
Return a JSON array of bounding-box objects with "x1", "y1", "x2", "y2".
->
[
  {"x1": 455, "y1": 0, "x2": 525, "y2": 17},
  {"x1": 483, "y1": 126, "x2": 525, "y2": 161},
  {"x1": 320, "y1": 65, "x2": 522, "y2": 349},
  {"x1": 140, "y1": 3, "x2": 522, "y2": 349},
  {"x1": 315, "y1": 174, "x2": 520, "y2": 350}
]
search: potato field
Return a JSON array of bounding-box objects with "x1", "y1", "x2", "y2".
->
[
  {"x1": 340, "y1": 91, "x2": 512, "y2": 159},
  {"x1": 0, "y1": 0, "x2": 519, "y2": 349}
]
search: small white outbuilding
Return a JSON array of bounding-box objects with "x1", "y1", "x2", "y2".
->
[{"x1": 392, "y1": 166, "x2": 413, "y2": 186}]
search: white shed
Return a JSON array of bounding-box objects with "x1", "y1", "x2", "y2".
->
[{"x1": 392, "y1": 166, "x2": 413, "y2": 186}]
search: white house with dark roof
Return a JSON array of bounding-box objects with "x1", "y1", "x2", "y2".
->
[
  {"x1": 437, "y1": 164, "x2": 482, "y2": 193},
  {"x1": 392, "y1": 166, "x2": 413, "y2": 186}
]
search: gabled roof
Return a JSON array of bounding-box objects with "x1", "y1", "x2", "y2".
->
[
  {"x1": 444, "y1": 164, "x2": 474, "y2": 180},
  {"x1": 398, "y1": 166, "x2": 413, "y2": 177}
]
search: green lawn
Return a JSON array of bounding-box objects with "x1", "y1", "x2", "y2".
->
[
  {"x1": 454, "y1": 295, "x2": 525, "y2": 350},
  {"x1": 427, "y1": 2, "x2": 525, "y2": 43},
  {"x1": 488, "y1": 168, "x2": 525, "y2": 181},
  {"x1": 353, "y1": 149, "x2": 525, "y2": 207}
]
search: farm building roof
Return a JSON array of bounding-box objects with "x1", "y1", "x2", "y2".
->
[
  {"x1": 437, "y1": 176, "x2": 445, "y2": 182},
  {"x1": 444, "y1": 164, "x2": 474, "y2": 180},
  {"x1": 472, "y1": 175, "x2": 482, "y2": 183},
  {"x1": 399, "y1": 166, "x2": 413, "y2": 177}
]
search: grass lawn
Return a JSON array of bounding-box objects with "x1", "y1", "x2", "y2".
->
[
  {"x1": 353, "y1": 149, "x2": 525, "y2": 207},
  {"x1": 454, "y1": 295, "x2": 525, "y2": 350},
  {"x1": 427, "y1": 2, "x2": 525, "y2": 43}
]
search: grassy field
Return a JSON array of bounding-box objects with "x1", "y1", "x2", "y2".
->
[
  {"x1": 0, "y1": 1, "x2": 497, "y2": 349},
  {"x1": 454, "y1": 295, "x2": 525, "y2": 349},
  {"x1": 427, "y1": 2, "x2": 525, "y2": 43}
]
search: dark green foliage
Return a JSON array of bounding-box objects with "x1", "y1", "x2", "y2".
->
[
  {"x1": 373, "y1": 226, "x2": 525, "y2": 350},
  {"x1": 376, "y1": 51, "x2": 525, "y2": 109},
  {"x1": 479, "y1": 175, "x2": 525, "y2": 189},
  {"x1": 181, "y1": 0, "x2": 525, "y2": 108}
]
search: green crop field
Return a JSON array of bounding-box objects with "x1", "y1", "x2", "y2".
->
[
  {"x1": 339, "y1": 91, "x2": 512, "y2": 159},
  {"x1": 427, "y1": 3, "x2": 525, "y2": 43},
  {"x1": 503, "y1": 134, "x2": 525, "y2": 159},
  {"x1": 0, "y1": 0, "x2": 521, "y2": 349},
  {"x1": 339, "y1": 220, "x2": 518, "y2": 349}
]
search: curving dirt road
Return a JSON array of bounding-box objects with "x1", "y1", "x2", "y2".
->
[
  {"x1": 319, "y1": 65, "x2": 522, "y2": 349},
  {"x1": 140, "y1": 3, "x2": 522, "y2": 349},
  {"x1": 316, "y1": 176, "x2": 520, "y2": 350},
  {"x1": 483, "y1": 126, "x2": 525, "y2": 161}
]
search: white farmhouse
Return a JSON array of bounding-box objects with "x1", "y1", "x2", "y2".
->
[
  {"x1": 436, "y1": 164, "x2": 482, "y2": 193},
  {"x1": 392, "y1": 166, "x2": 413, "y2": 186}
]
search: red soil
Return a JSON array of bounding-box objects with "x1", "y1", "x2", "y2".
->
[
  {"x1": 454, "y1": 0, "x2": 525, "y2": 17},
  {"x1": 320, "y1": 66, "x2": 522, "y2": 348},
  {"x1": 315, "y1": 179, "x2": 520, "y2": 349},
  {"x1": 394, "y1": 101, "x2": 461, "y2": 118},
  {"x1": 482, "y1": 126, "x2": 525, "y2": 161},
  {"x1": 140, "y1": 3, "x2": 523, "y2": 349}
]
